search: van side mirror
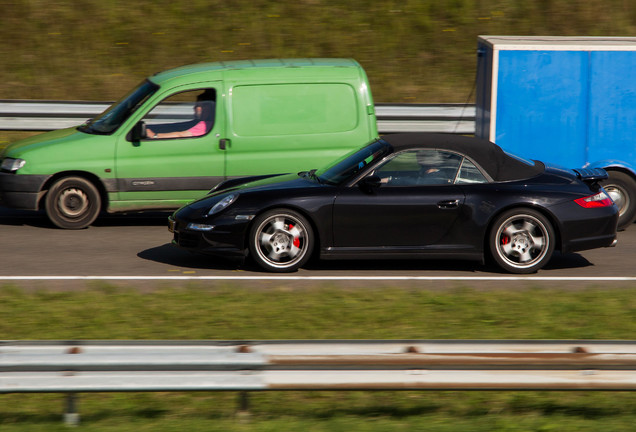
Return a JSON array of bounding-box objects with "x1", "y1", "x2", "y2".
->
[{"x1": 129, "y1": 121, "x2": 147, "y2": 142}]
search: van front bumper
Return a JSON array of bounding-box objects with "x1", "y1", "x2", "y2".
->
[{"x1": 0, "y1": 173, "x2": 50, "y2": 210}]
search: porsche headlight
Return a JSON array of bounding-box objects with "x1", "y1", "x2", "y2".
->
[
  {"x1": 1, "y1": 158, "x2": 26, "y2": 172},
  {"x1": 208, "y1": 193, "x2": 238, "y2": 216}
]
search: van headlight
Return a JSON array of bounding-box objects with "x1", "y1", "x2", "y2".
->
[
  {"x1": 1, "y1": 158, "x2": 26, "y2": 172},
  {"x1": 208, "y1": 194, "x2": 238, "y2": 216}
]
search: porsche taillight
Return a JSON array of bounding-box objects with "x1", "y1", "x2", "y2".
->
[{"x1": 574, "y1": 191, "x2": 614, "y2": 208}]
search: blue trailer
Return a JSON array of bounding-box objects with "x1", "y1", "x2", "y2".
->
[{"x1": 476, "y1": 36, "x2": 636, "y2": 230}]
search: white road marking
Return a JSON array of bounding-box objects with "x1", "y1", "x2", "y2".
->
[{"x1": 0, "y1": 276, "x2": 635, "y2": 281}]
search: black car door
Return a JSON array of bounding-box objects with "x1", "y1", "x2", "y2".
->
[
  {"x1": 331, "y1": 149, "x2": 467, "y2": 249},
  {"x1": 332, "y1": 184, "x2": 466, "y2": 248}
]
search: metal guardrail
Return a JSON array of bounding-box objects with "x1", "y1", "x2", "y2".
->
[
  {"x1": 0, "y1": 100, "x2": 476, "y2": 134},
  {"x1": 376, "y1": 103, "x2": 475, "y2": 134},
  {"x1": 2, "y1": 340, "x2": 635, "y2": 424}
]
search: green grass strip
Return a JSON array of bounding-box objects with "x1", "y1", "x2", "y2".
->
[
  {"x1": 1, "y1": 283, "x2": 634, "y2": 340},
  {"x1": 0, "y1": 283, "x2": 635, "y2": 431}
]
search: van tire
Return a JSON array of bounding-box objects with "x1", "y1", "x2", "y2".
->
[
  {"x1": 601, "y1": 171, "x2": 636, "y2": 231},
  {"x1": 45, "y1": 176, "x2": 101, "y2": 229}
]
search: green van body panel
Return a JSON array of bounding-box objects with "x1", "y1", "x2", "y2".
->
[{"x1": 0, "y1": 59, "x2": 378, "y2": 217}]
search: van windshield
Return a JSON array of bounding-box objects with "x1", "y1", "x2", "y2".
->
[{"x1": 78, "y1": 80, "x2": 159, "y2": 135}]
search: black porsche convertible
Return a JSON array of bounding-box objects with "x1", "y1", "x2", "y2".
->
[{"x1": 168, "y1": 133, "x2": 618, "y2": 273}]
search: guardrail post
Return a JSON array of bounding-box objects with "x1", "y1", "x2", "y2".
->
[
  {"x1": 64, "y1": 393, "x2": 80, "y2": 426},
  {"x1": 237, "y1": 391, "x2": 250, "y2": 416},
  {"x1": 236, "y1": 344, "x2": 252, "y2": 418},
  {"x1": 63, "y1": 344, "x2": 82, "y2": 426}
]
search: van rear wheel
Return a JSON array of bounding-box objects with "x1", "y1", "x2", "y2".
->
[{"x1": 44, "y1": 177, "x2": 101, "y2": 229}]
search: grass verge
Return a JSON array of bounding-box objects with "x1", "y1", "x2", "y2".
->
[{"x1": 0, "y1": 282, "x2": 635, "y2": 430}]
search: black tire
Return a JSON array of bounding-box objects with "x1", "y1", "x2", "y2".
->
[
  {"x1": 600, "y1": 171, "x2": 636, "y2": 231},
  {"x1": 489, "y1": 208, "x2": 555, "y2": 274},
  {"x1": 248, "y1": 209, "x2": 314, "y2": 272},
  {"x1": 44, "y1": 177, "x2": 101, "y2": 229}
]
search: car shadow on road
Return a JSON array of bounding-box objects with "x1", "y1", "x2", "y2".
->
[
  {"x1": 0, "y1": 206, "x2": 172, "y2": 228},
  {"x1": 138, "y1": 243, "x2": 246, "y2": 271},
  {"x1": 541, "y1": 251, "x2": 593, "y2": 270},
  {"x1": 303, "y1": 258, "x2": 485, "y2": 272},
  {"x1": 138, "y1": 243, "x2": 487, "y2": 273},
  {"x1": 305, "y1": 252, "x2": 592, "y2": 273},
  {"x1": 91, "y1": 212, "x2": 172, "y2": 227},
  {"x1": 0, "y1": 207, "x2": 52, "y2": 228},
  {"x1": 138, "y1": 243, "x2": 593, "y2": 274}
]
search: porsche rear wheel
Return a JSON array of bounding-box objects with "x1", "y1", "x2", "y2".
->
[
  {"x1": 249, "y1": 209, "x2": 314, "y2": 272},
  {"x1": 489, "y1": 209, "x2": 555, "y2": 274}
]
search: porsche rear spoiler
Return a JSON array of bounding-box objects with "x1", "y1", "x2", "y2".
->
[{"x1": 573, "y1": 168, "x2": 608, "y2": 184}]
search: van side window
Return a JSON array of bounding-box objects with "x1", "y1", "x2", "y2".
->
[{"x1": 142, "y1": 89, "x2": 216, "y2": 140}]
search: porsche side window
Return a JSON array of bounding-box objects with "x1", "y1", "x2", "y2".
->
[
  {"x1": 456, "y1": 159, "x2": 488, "y2": 184},
  {"x1": 376, "y1": 150, "x2": 462, "y2": 186}
]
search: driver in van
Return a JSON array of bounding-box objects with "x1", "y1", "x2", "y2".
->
[{"x1": 146, "y1": 91, "x2": 214, "y2": 139}]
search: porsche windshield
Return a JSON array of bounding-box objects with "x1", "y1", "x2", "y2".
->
[
  {"x1": 78, "y1": 80, "x2": 158, "y2": 135},
  {"x1": 317, "y1": 139, "x2": 391, "y2": 185}
]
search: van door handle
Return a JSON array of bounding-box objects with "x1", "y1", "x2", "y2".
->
[
  {"x1": 219, "y1": 138, "x2": 231, "y2": 150},
  {"x1": 437, "y1": 199, "x2": 460, "y2": 209}
]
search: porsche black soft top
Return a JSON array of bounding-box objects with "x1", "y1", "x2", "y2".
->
[{"x1": 382, "y1": 133, "x2": 545, "y2": 182}]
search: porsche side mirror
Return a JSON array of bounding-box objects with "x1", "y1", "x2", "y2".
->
[{"x1": 359, "y1": 175, "x2": 382, "y2": 191}]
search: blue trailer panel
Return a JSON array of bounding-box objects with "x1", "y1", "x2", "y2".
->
[
  {"x1": 495, "y1": 49, "x2": 588, "y2": 165},
  {"x1": 588, "y1": 51, "x2": 636, "y2": 166},
  {"x1": 476, "y1": 36, "x2": 636, "y2": 230}
]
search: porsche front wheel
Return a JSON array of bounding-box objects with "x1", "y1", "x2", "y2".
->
[
  {"x1": 489, "y1": 209, "x2": 555, "y2": 274},
  {"x1": 249, "y1": 209, "x2": 314, "y2": 272}
]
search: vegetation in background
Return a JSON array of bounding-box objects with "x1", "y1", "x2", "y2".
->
[
  {"x1": 0, "y1": 131, "x2": 39, "y2": 150},
  {"x1": 2, "y1": 0, "x2": 636, "y2": 104},
  {"x1": 0, "y1": 284, "x2": 635, "y2": 430}
]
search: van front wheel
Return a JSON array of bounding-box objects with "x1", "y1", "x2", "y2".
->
[{"x1": 45, "y1": 177, "x2": 101, "y2": 229}]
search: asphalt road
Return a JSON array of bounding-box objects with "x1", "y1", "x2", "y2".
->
[{"x1": 1, "y1": 206, "x2": 635, "y2": 283}]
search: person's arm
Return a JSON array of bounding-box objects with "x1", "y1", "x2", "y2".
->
[
  {"x1": 146, "y1": 121, "x2": 206, "y2": 139},
  {"x1": 146, "y1": 127, "x2": 193, "y2": 139}
]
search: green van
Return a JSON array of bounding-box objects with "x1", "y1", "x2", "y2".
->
[{"x1": 0, "y1": 58, "x2": 377, "y2": 228}]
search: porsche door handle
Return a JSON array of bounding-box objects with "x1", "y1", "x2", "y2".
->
[{"x1": 437, "y1": 199, "x2": 460, "y2": 209}]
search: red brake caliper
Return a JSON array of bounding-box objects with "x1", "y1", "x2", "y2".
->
[
  {"x1": 501, "y1": 235, "x2": 510, "y2": 245},
  {"x1": 289, "y1": 224, "x2": 300, "y2": 248}
]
